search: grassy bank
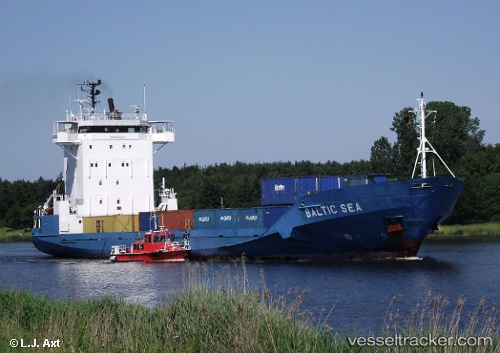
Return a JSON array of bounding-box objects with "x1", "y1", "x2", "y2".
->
[
  {"x1": 0, "y1": 227, "x2": 31, "y2": 242},
  {"x1": 1, "y1": 262, "x2": 499, "y2": 353},
  {"x1": 430, "y1": 223, "x2": 500, "y2": 239}
]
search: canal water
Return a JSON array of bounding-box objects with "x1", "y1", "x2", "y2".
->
[{"x1": 1, "y1": 239, "x2": 499, "y2": 334}]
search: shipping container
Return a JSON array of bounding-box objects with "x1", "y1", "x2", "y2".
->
[
  {"x1": 347, "y1": 175, "x2": 369, "y2": 187},
  {"x1": 237, "y1": 208, "x2": 264, "y2": 228},
  {"x1": 261, "y1": 177, "x2": 297, "y2": 206},
  {"x1": 215, "y1": 209, "x2": 238, "y2": 229},
  {"x1": 194, "y1": 210, "x2": 216, "y2": 229},
  {"x1": 373, "y1": 174, "x2": 389, "y2": 183},
  {"x1": 83, "y1": 215, "x2": 139, "y2": 233},
  {"x1": 114, "y1": 214, "x2": 139, "y2": 232},
  {"x1": 139, "y1": 212, "x2": 154, "y2": 231},
  {"x1": 263, "y1": 206, "x2": 290, "y2": 228},
  {"x1": 158, "y1": 210, "x2": 194, "y2": 230},
  {"x1": 320, "y1": 176, "x2": 342, "y2": 191},
  {"x1": 297, "y1": 176, "x2": 320, "y2": 197}
]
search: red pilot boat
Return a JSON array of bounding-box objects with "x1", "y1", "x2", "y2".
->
[{"x1": 110, "y1": 229, "x2": 190, "y2": 263}]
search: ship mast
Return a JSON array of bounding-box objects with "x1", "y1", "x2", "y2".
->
[
  {"x1": 77, "y1": 79, "x2": 102, "y2": 111},
  {"x1": 411, "y1": 92, "x2": 455, "y2": 179}
]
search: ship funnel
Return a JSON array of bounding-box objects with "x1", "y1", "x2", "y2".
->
[{"x1": 108, "y1": 98, "x2": 115, "y2": 113}]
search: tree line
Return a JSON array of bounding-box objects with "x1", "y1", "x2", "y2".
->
[
  {"x1": 0, "y1": 177, "x2": 59, "y2": 230},
  {"x1": 0, "y1": 101, "x2": 498, "y2": 229}
]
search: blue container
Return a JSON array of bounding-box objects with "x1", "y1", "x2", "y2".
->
[
  {"x1": 263, "y1": 206, "x2": 290, "y2": 227},
  {"x1": 194, "y1": 210, "x2": 216, "y2": 229},
  {"x1": 139, "y1": 212, "x2": 155, "y2": 231},
  {"x1": 348, "y1": 174, "x2": 369, "y2": 187},
  {"x1": 237, "y1": 208, "x2": 264, "y2": 228},
  {"x1": 215, "y1": 209, "x2": 237, "y2": 229},
  {"x1": 261, "y1": 177, "x2": 297, "y2": 205},
  {"x1": 320, "y1": 176, "x2": 342, "y2": 191},
  {"x1": 373, "y1": 174, "x2": 388, "y2": 183},
  {"x1": 297, "y1": 176, "x2": 320, "y2": 197}
]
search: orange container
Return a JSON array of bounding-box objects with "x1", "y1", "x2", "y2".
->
[{"x1": 158, "y1": 210, "x2": 194, "y2": 230}]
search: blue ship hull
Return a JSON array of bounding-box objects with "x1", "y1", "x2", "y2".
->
[{"x1": 32, "y1": 176, "x2": 463, "y2": 261}]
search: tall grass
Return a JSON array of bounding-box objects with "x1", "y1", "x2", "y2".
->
[
  {"x1": 0, "y1": 261, "x2": 336, "y2": 353},
  {"x1": 383, "y1": 291, "x2": 499, "y2": 352},
  {"x1": 0, "y1": 261, "x2": 499, "y2": 352}
]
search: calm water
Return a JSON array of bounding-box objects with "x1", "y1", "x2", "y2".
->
[{"x1": 1, "y1": 239, "x2": 499, "y2": 334}]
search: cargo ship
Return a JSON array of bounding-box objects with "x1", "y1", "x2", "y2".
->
[{"x1": 32, "y1": 81, "x2": 463, "y2": 261}]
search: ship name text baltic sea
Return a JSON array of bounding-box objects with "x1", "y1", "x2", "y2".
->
[{"x1": 304, "y1": 202, "x2": 363, "y2": 219}]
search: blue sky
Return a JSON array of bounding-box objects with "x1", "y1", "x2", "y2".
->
[{"x1": 1, "y1": 1, "x2": 498, "y2": 181}]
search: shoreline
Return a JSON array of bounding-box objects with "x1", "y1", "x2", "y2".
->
[
  {"x1": 0, "y1": 228, "x2": 31, "y2": 242},
  {"x1": 429, "y1": 222, "x2": 500, "y2": 239},
  {"x1": 427, "y1": 233, "x2": 500, "y2": 240}
]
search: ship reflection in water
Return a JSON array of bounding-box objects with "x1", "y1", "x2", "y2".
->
[{"x1": 1, "y1": 240, "x2": 500, "y2": 335}]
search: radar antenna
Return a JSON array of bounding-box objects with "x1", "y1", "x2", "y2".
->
[{"x1": 77, "y1": 80, "x2": 102, "y2": 111}]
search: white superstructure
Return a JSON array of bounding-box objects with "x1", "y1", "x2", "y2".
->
[{"x1": 48, "y1": 80, "x2": 174, "y2": 234}]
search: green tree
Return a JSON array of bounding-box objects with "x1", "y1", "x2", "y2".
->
[
  {"x1": 377, "y1": 101, "x2": 485, "y2": 177},
  {"x1": 389, "y1": 106, "x2": 418, "y2": 176},
  {"x1": 370, "y1": 136, "x2": 396, "y2": 174},
  {"x1": 424, "y1": 102, "x2": 484, "y2": 175},
  {"x1": 449, "y1": 144, "x2": 500, "y2": 223},
  {"x1": 462, "y1": 143, "x2": 500, "y2": 176}
]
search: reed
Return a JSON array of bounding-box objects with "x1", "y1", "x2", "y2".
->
[
  {"x1": 0, "y1": 261, "x2": 336, "y2": 353},
  {"x1": 0, "y1": 262, "x2": 499, "y2": 353},
  {"x1": 382, "y1": 291, "x2": 500, "y2": 353}
]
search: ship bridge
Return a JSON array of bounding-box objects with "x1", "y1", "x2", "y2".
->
[{"x1": 53, "y1": 111, "x2": 174, "y2": 146}]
